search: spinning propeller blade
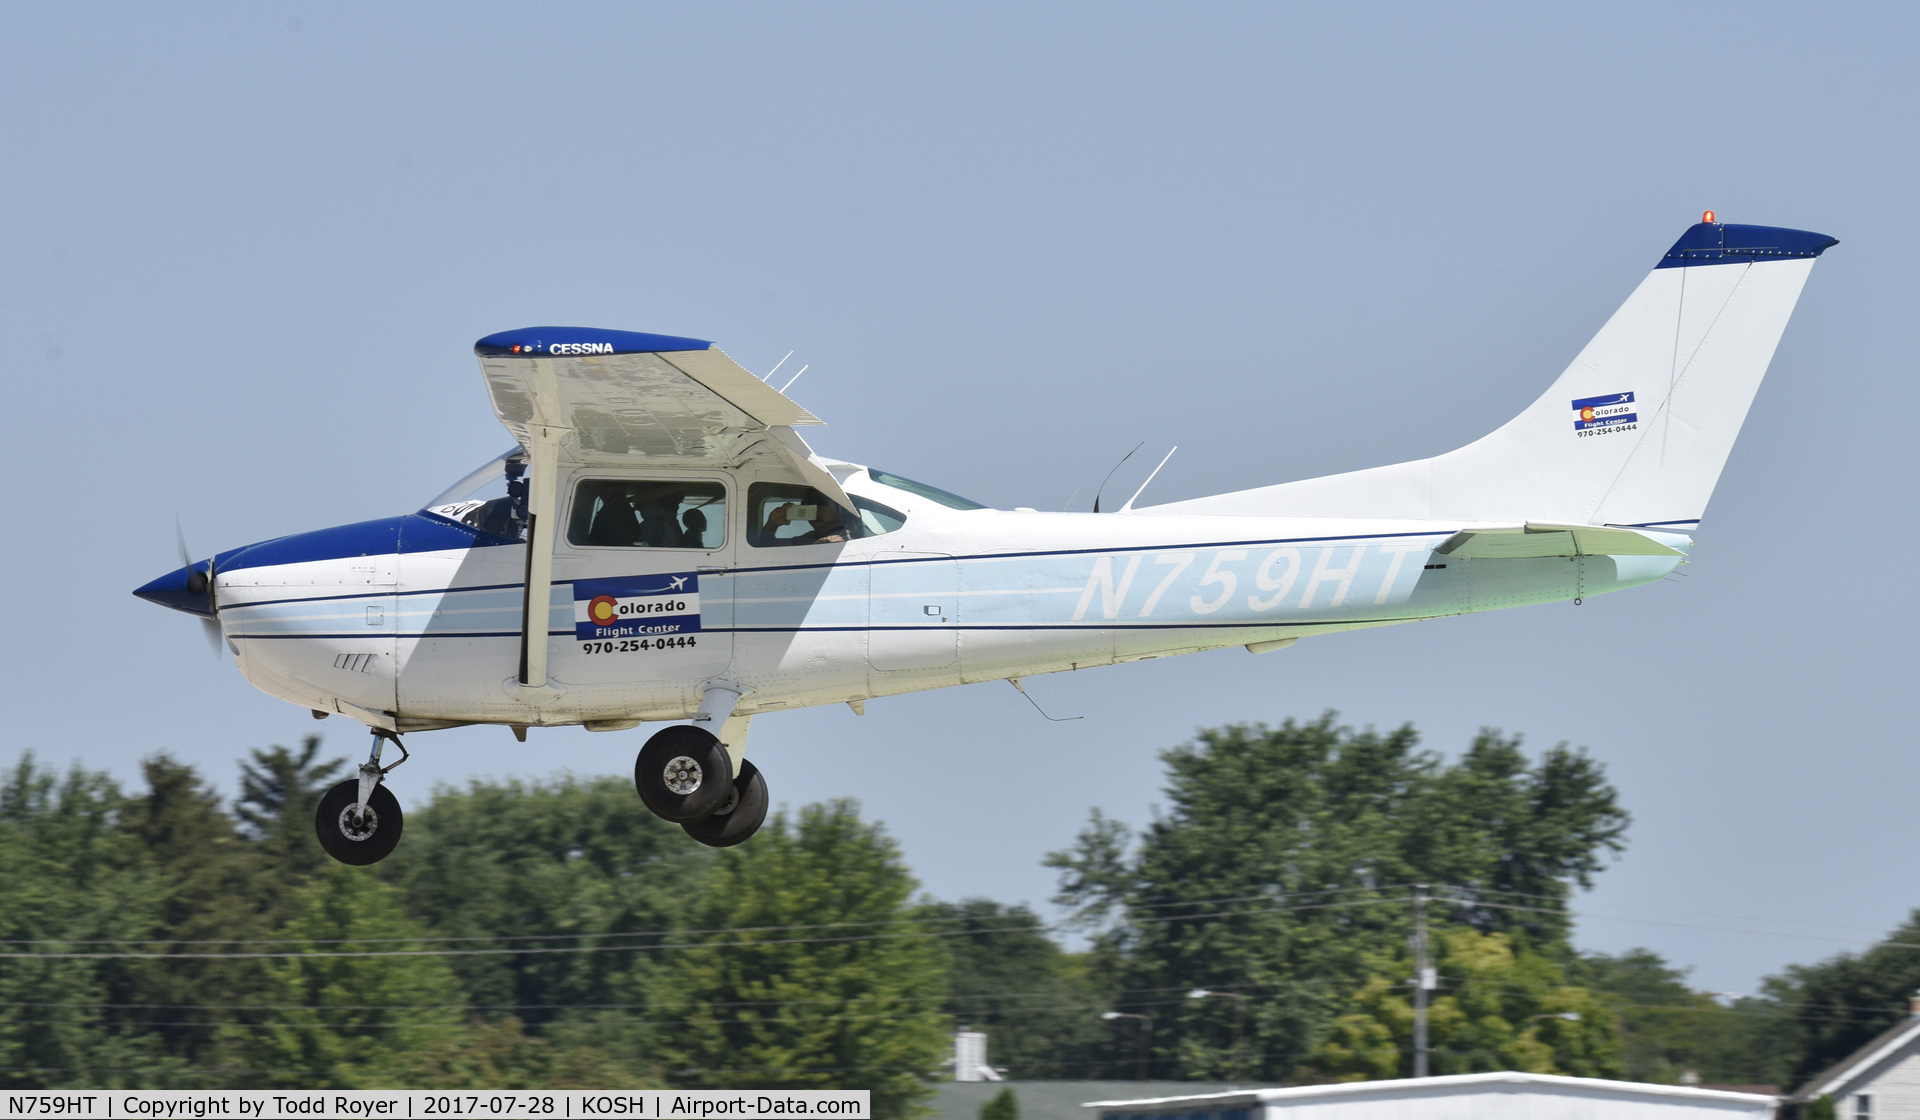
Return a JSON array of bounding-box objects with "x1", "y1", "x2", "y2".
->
[{"x1": 175, "y1": 517, "x2": 223, "y2": 661}]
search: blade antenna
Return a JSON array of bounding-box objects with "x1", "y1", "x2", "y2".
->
[
  {"x1": 1092, "y1": 442, "x2": 1144, "y2": 513},
  {"x1": 763, "y1": 350, "x2": 794, "y2": 382},
  {"x1": 779, "y1": 364, "x2": 810, "y2": 393},
  {"x1": 1010, "y1": 678, "x2": 1082, "y2": 722},
  {"x1": 1117, "y1": 445, "x2": 1178, "y2": 513}
]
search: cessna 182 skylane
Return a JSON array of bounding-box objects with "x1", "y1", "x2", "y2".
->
[{"x1": 135, "y1": 216, "x2": 1837, "y2": 864}]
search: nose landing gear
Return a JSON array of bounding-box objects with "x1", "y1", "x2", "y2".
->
[{"x1": 315, "y1": 729, "x2": 408, "y2": 865}]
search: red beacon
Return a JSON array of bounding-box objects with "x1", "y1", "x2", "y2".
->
[{"x1": 1703, "y1": 210, "x2": 1716, "y2": 224}]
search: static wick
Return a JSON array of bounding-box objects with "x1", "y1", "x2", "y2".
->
[
  {"x1": 780, "y1": 364, "x2": 810, "y2": 393},
  {"x1": 1010, "y1": 678, "x2": 1082, "y2": 722},
  {"x1": 763, "y1": 350, "x2": 794, "y2": 382}
]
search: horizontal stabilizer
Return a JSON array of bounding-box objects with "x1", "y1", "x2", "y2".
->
[{"x1": 1434, "y1": 523, "x2": 1686, "y2": 560}]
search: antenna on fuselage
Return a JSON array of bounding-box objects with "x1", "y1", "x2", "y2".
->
[
  {"x1": 1091, "y1": 442, "x2": 1144, "y2": 513},
  {"x1": 763, "y1": 350, "x2": 795, "y2": 382},
  {"x1": 1116, "y1": 446, "x2": 1178, "y2": 513},
  {"x1": 1010, "y1": 678, "x2": 1082, "y2": 722}
]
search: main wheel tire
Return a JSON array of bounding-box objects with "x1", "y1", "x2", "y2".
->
[
  {"x1": 314, "y1": 779, "x2": 404, "y2": 866},
  {"x1": 682, "y1": 759, "x2": 769, "y2": 848},
  {"x1": 634, "y1": 725, "x2": 735, "y2": 822}
]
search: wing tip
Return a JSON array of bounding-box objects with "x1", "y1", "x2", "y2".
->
[{"x1": 474, "y1": 326, "x2": 713, "y2": 357}]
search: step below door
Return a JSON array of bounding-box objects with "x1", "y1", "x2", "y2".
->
[{"x1": 868, "y1": 552, "x2": 958, "y2": 671}]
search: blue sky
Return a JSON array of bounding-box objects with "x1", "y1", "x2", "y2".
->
[{"x1": 4, "y1": 3, "x2": 1914, "y2": 994}]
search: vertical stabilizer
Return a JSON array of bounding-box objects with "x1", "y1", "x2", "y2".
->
[{"x1": 1146, "y1": 221, "x2": 1838, "y2": 528}]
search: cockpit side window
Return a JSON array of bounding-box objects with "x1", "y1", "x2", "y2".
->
[
  {"x1": 851, "y1": 495, "x2": 907, "y2": 536},
  {"x1": 568, "y1": 480, "x2": 727, "y2": 549},
  {"x1": 750, "y1": 483, "x2": 874, "y2": 547},
  {"x1": 422, "y1": 449, "x2": 530, "y2": 541}
]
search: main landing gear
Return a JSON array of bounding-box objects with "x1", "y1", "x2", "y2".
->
[
  {"x1": 633, "y1": 689, "x2": 768, "y2": 847},
  {"x1": 316, "y1": 729, "x2": 408, "y2": 865}
]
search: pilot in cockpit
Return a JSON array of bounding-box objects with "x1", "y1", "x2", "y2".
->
[
  {"x1": 763, "y1": 499, "x2": 850, "y2": 544},
  {"x1": 636, "y1": 499, "x2": 677, "y2": 548}
]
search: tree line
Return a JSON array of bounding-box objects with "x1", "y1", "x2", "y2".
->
[{"x1": 1, "y1": 714, "x2": 1911, "y2": 1109}]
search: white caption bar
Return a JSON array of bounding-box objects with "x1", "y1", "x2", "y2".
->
[{"x1": 3, "y1": 1090, "x2": 871, "y2": 1120}]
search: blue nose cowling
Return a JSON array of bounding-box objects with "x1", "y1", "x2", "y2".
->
[{"x1": 134, "y1": 560, "x2": 215, "y2": 618}]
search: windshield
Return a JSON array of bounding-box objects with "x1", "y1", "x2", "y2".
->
[
  {"x1": 422, "y1": 448, "x2": 529, "y2": 541},
  {"x1": 866, "y1": 468, "x2": 988, "y2": 510}
]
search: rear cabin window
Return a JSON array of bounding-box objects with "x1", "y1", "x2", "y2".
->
[
  {"x1": 568, "y1": 480, "x2": 726, "y2": 549},
  {"x1": 748, "y1": 483, "x2": 906, "y2": 547}
]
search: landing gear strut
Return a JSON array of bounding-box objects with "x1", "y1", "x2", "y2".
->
[{"x1": 315, "y1": 729, "x2": 408, "y2": 865}]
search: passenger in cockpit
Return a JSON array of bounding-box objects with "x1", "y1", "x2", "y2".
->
[{"x1": 679, "y1": 506, "x2": 708, "y2": 549}]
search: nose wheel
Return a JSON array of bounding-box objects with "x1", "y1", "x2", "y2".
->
[
  {"x1": 634, "y1": 724, "x2": 769, "y2": 847},
  {"x1": 315, "y1": 730, "x2": 408, "y2": 865}
]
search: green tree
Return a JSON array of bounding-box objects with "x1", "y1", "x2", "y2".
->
[
  {"x1": 1047, "y1": 714, "x2": 1628, "y2": 1082},
  {"x1": 236, "y1": 735, "x2": 345, "y2": 895},
  {"x1": 1761, "y1": 909, "x2": 1920, "y2": 1088},
  {"x1": 979, "y1": 1087, "x2": 1017, "y2": 1120},
  {"x1": 924, "y1": 899, "x2": 1110, "y2": 1079},
  {"x1": 1304, "y1": 927, "x2": 1621, "y2": 1080},
  {"x1": 0, "y1": 756, "x2": 178, "y2": 1088},
  {"x1": 380, "y1": 774, "x2": 709, "y2": 1033},
  {"x1": 1402, "y1": 732, "x2": 1629, "y2": 948},
  {"x1": 387, "y1": 1016, "x2": 658, "y2": 1088},
  {"x1": 1572, "y1": 948, "x2": 1796, "y2": 1087},
  {"x1": 115, "y1": 754, "x2": 275, "y2": 1081},
  {"x1": 651, "y1": 801, "x2": 951, "y2": 1119},
  {"x1": 237, "y1": 865, "x2": 467, "y2": 1088}
]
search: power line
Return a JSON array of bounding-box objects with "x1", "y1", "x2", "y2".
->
[{"x1": 0, "y1": 898, "x2": 1414, "y2": 961}]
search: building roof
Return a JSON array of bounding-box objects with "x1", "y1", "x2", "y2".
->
[
  {"x1": 932, "y1": 1082, "x2": 1282, "y2": 1120},
  {"x1": 1085, "y1": 1071, "x2": 1779, "y2": 1109},
  {"x1": 1792, "y1": 1014, "x2": 1920, "y2": 1101}
]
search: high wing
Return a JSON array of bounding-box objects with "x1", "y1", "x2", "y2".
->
[
  {"x1": 473, "y1": 326, "x2": 847, "y2": 697},
  {"x1": 474, "y1": 327, "x2": 820, "y2": 466}
]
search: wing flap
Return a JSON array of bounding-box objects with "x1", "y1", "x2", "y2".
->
[{"x1": 1435, "y1": 522, "x2": 1686, "y2": 559}]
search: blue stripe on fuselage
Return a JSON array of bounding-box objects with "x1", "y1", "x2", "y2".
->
[{"x1": 214, "y1": 513, "x2": 515, "y2": 574}]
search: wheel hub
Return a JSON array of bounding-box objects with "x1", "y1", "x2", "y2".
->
[
  {"x1": 663, "y1": 756, "x2": 704, "y2": 795},
  {"x1": 338, "y1": 804, "x2": 380, "y2": 843}
]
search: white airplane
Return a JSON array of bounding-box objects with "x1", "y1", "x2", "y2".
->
[{"x1": 136, "y1": 215, "x2": 1836, "y2": 864}]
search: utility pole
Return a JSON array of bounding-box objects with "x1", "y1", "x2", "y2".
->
[
  {"x1": 1413, "y1": 884, "x2": 1432, "y2": 1077},
  {"x1": 1101, "y1": 1011, "x2": 1153, "y2": 1080},
  {"x1": 1189, "y1": 990, "x2": 1250, "y2": 1082}
]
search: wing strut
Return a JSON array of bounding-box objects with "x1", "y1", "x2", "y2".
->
[
  {"x1": 502, "y1": 349, "x2": 571, "y2": 698},
  {"x1": 517, "y1": 423, "x2": 564, "y2": 690}
]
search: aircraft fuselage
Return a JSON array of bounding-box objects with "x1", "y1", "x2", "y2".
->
[{"x1": 202, "y1": 468, "x2": 1683, "y2": 732}]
